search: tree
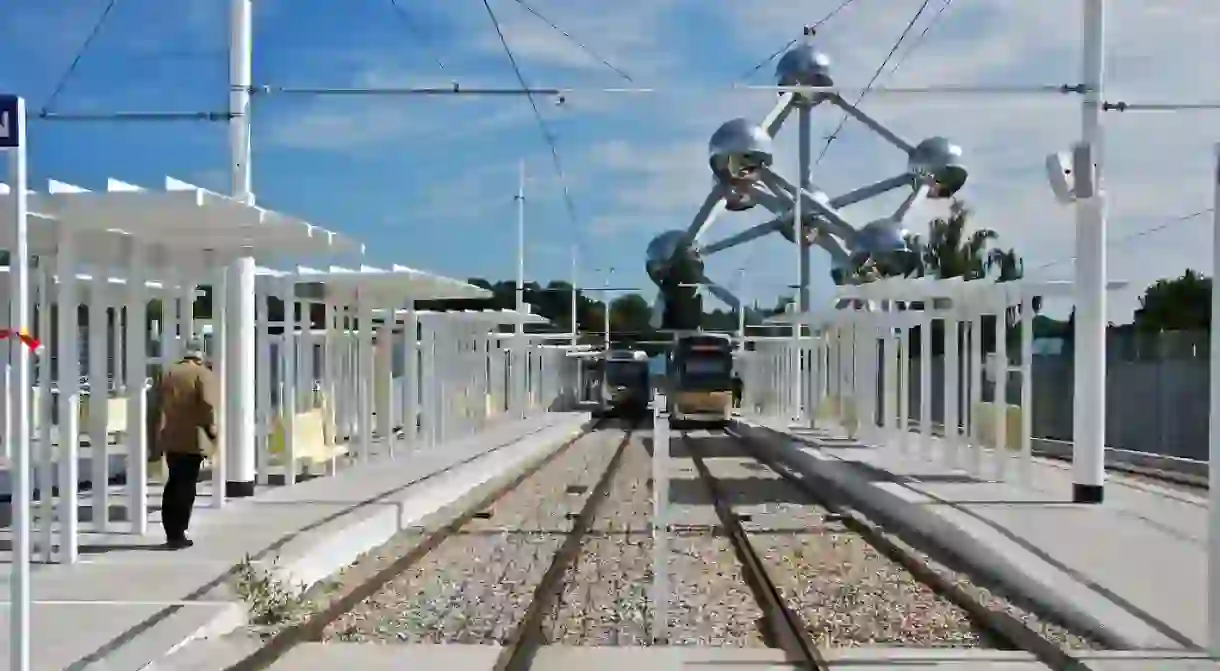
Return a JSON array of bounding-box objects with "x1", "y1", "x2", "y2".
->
[
  {"x1": 920, "y1": 200, "x2": 1000, "y2": 280},
  {"x1": 842, "y1": 199, "x2": 1035, "y2": 356},
  {"x1": 1134, "y1": 269, "x2": 1211, "y2": 332}
]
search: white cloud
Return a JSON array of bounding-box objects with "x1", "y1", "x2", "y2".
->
[
  {"x1": 518, "y1": 0, "x2": 1220, "y2": 317},
  {"x1": 126, "y1": 0, "x2": 1217, "y2": 319}
]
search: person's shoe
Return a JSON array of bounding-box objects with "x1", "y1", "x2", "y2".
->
[{"x1": 165, "y1": 537, "x2": 194, "y2": 550}]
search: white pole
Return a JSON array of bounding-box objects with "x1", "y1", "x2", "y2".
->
[
  {"x1": 88, "y1": 276, "x2": 109, "y2": 530},
  {"x1": 36, "y1": 263, "x2": 52, "y2": 561},
  {"x1": 796, "y1": 104, "x2": 811, "y2": 425},
  {"x1": 1207, "y1": 143, "x2": 1220, "y2": 655},
  {"x1": 124, "y1": 242, "x2": 149, "y2": 535},
  {"x1": 898, "y1": 323, "x2": 910, "y2": 455},
  {"x1": 919, "y1": 303, "x2": 932, "y2": 461},
  {"x1": 1019, "y1": 290, "x2": 1035, "y2": 485},
  {"x1": 254, "y1": 283, "x2": 270, "y2": 486},
  {"x1": 944, "y1": 308, "x2": 960, "y2": 469},
  {"x1": 57, "y1": 231, "x2": 80, "y2": 563},
  {"x1": 993, "y1": 294, "x2": 1009, "y2": 479},
  {"x1": 651, "y1": 392, "x2": 670, "y2": 644},
  {"x1": 1071, "y1": 0, "x2": 1107, "y2": 504},
  {"x1": 736, "y1": 270, "x2": 746, "y2": 344},
  {"x1": 570, "y1": 247, "x2": 581, "y2": 402},
  {"x1": 3, "y1": 94, "x2": 30, "y2": 671},
  {"x1": 225, "y1": 0, "x2": 257, "y2": 499},
  {"x1": 569, "y1": 246, "x2": 578, "y2": 343},
  {"x1": 602, "y1": 268, "x2": 613, "y2": 351},
  {"x1": 515, "y1": 161, "x2": 526, "y2": 418},
  {"x1": 210, "y1": 260, "x2": 228, "y2": 508}
]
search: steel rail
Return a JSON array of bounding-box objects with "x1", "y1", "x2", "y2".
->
[
  {"x1": 723, "y1": 425, "x2": 1096, "y2": 671},
  {"x1": 222, "y1": 419, "x2": 617, "y2": 671},
  {"x1": 682, "y1": 432, "x2": 829, "y2": 670},
  {"x1": 491, "y1": 424, "x2": 637, "y2": 671}
]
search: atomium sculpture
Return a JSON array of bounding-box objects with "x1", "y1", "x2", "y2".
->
[{"x1": 644, "y1": 38, "x2": 968, "y2": 330}]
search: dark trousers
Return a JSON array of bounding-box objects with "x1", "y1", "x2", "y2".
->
[{"x1": 162, "y1": 453, "x2": 204, "y2": 541}]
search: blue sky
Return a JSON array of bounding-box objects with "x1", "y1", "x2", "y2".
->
[{"x1": 1, "y1": 0, "x2": 1217, "y2": 319}]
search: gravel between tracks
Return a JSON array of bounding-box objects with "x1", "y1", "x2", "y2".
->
[
  {"x1": 543, "y1": 430, "x2": 653, "y2": 645},
  {"x1": 231, "y1": 424, "x2": 1100, "y2": 654},
  {"x1": 319, "y1": 428, "x2": 629, "y2": 643},
  {"x1": 685, "y1": 431, "x2": 1099, "y2": 650}
]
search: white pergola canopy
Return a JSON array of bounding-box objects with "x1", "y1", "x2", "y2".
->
[
  {"x1": 0, "y1": 177, "x2": 361, "y2": 272},
  {"x1": 0, "y1": 266, "x2": 188, "y2": 298},
  {"x1": 293, "y1": 264, "x2": 491, "y2": 304},
  {"x1": 417, "y1": 308, "x2": 547, "y2": 325}
]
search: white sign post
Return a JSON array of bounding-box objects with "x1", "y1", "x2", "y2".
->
[
  {"x1": 651, "y1": 393, "x2": 670, "y2": 644},
  {"x1": 1, "y1": 93, "x2": 31, "y2": 671}
]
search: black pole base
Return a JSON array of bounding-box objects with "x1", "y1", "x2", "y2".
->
[
  {"x1": 225, "y1": 480, "x2": 256, "y2": 498},
  {"x1": 1072, "y1": 483, "x2": 1104, "y2": 504}
]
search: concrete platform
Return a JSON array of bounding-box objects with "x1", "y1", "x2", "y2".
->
[
  {"x1": 0, "y1": 412, "x2": 591, "y2": 671},
  {"x1": 742, "y1": 417, "x2": 1213, "y2": 655},
  {"x1": 259, "y1": 643, "x2": 1220, "y2": 670}
]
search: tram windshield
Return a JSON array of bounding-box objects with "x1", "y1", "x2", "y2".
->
[
  {"x1": 605, "y1": 361, "x2": 648, "y2": 387},
  {"x1": 673, "y1": 336, "x2": 734, "y2": 389},
  {"x1": 680, "y1": 357, "x2": 731, "y2": 377}
]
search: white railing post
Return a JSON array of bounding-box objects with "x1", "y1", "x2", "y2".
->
[
  {"x1": 1018, "y1": 287, "x2": 1035, "y2": 485},
  {"x1": 651, "y1": 392, "x2": 670, "y2": 645},
  {"x1": 944, "y1": 299, "x2": 961, "y2": 470},
  {"x1": 919, "y1": 298, "x2": 933, "y2": 462},
  {"x1": 993, "y1": 290, "x2": 1009, "y2": 480}
]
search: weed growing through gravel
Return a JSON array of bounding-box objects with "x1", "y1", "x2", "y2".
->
[{"x1": 233, "y1": 555, "x2": 311, "y2": 629}]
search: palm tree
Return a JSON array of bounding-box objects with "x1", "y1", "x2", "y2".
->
[{"x1": 921, "y1": 200, "x2": 1000, "y2": 280}]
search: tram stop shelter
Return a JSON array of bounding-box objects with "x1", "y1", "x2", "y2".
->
[{"x1": 0, "y1": 175, "x2": 361, "y2": 564}]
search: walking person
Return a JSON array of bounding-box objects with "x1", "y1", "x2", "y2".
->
[
  {"x1": 731, "y1": 371, "x2": 744, "y2": 410},
  {"x1": 149, "y1": 339, "x2": 219, "y2": 550}
]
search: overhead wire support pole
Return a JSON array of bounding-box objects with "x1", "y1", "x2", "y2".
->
[
  {"x1": 515, "y1": 160, "x2": 527, "y2": 419},
  {"x1": 1071, "y1": 0, "x2": 1107, "y2": 505},
  {"x1": 226, "y1": 0, "x2": 257, "y2": 500}
]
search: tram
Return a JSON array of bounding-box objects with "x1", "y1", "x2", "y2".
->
[
  {"x1": 597, "y1": 349, "x2": 652, "y2": 418},
  {"x1": 668, "y1": 332, "x2": 735, "y2": 428}
]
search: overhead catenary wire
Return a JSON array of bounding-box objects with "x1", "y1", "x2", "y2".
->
[
  {"x1": 1032, "y1": 208, "x2": 1215, "y2": 273},
  {"x1": 734, "y1": 0, "x2": 860, "y2": 83},
  {"x1": 814, "y1": 0, "x2": 933, "y2": 166},
  {"x1": 387, "y1": 0, "x2": 447, "y2": 72},
  {"x1": 40, "y1": 0, "x2": 121, "y2": 115},
  {"x1": 507, "y1": 0, "x2": 634, "y2": 82},
  {"x1": 884, "y1": 0, "x2": 955, "y2": 81},
  {"x1": 247, "y1": 83, "x2": 1086, "y2": 97},
  {"x1": 480, "y1": 0, "x2": 584, "y2": 261}
]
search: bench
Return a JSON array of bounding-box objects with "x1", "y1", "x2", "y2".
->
[
  {"x1": 970, "y1": 401, "x2": 1023, "y2": 451},
  {"x1": 268, "y1": 404, "x2": 349, "y2": 476},
  {"x1": 29, "y1": 389, "x2": 128, "y2": 443}
]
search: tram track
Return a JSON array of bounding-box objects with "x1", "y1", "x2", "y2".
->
[
  {"x1": 684, "y1": 434, "x2": 829, "y2": 669},
  {"x1": 680, "y1": 427, "x2": 1097, "y2": 671},
  {"x1": 221, "y1": 418, "x2": 639, "y2": 671}
]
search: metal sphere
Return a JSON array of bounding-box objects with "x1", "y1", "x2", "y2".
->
[
  {"x1": 908, "y1": 136, "x2": 968, "y2": 198},
  {"x1": 851, "y1": 220, "x2": 913, "y2": 266},
  {"x1": 775, "y1": 43, "x2": 833, "y2": 93},
  {"x1": 645, "y1": 229, "x2": 704, "y2": 286},
  {"x1": 709, "y1": 118, "x2": 774, "y2": 183}
]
